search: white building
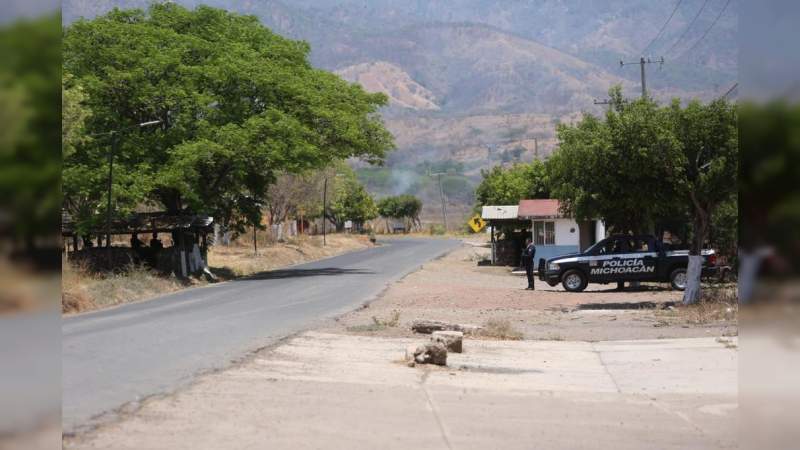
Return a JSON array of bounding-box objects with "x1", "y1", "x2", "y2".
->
[{"x1": 517, "y1": 199, "x2": 605, "y2": 262}]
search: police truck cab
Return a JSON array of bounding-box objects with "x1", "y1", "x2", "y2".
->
[{"x1": 538, "y1": 235, "x2": 717, "y2": 292}]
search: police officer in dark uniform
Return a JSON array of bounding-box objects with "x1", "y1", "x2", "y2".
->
[{"x1": 521, "y1": 238, "x2": 537, "y2": 290}]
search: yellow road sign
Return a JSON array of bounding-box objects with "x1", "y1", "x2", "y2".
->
[{"x1": 468, "y1": 214, "x2": 486, "y2": 233}]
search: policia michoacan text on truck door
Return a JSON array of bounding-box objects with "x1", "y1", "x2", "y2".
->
[{"x1": 538, "y1": 235, "x2": 718, "y2": 292}]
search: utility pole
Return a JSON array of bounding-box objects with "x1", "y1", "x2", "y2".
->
[
  {"x1": 253, "y1": 224, "x2": 257, "y2": 255},
  {"x1": 97, "y1": 119, "x2": 162, "y2": 271},
  {"x1": 619, "y1": 56, "x2": 664, "y2": 98},
  {"x1": 431, "y1": 172, "x2": 448, "y2": 231},
  {"x1": 105, "y1": 131, "x2": 118, "y2": 270},
  {"x1": 533, "y1": 137, "x2": 539, "y2": 160},
  {"x1": 322, "y1": 176, "x2": 328, "y2": 246}
]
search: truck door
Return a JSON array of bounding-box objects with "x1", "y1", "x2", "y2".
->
[
  {"x1": 598, "y1": 237, "x2": 653, "y2": 282},
  {"x1": 586, "y1": 237, "x2": 621, "y2": 283},
  {"x1": 630, "y1": 236, "x2": 659, "y2": 281},
  {"x1": 614, "y1": 237, "x2": 642, "y2": 282}
]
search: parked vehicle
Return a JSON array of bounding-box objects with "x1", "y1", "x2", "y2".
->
[{"x1": 538, "y1": 235, "x2": 717, "y2": 292}]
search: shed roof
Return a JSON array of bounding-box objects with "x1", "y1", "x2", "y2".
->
[
  {"x1": 481, "y1": 205, "x2": 519, "y2": 220},
  {"x1": 517, "y1": 199, "x2": 562, "y2": 219},
  {"x1": 61, "y1": 211, "x2": 214, "y2": 236}
]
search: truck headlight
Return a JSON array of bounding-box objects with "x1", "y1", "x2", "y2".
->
[{"x1": 548, "y1": 262, "x2": 560, "y2": 271}]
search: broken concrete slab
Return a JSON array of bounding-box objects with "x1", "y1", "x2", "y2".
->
[
  {"x1": 411, "y1": 319, "x2": 481, "y2": 335},
  {"x1": 431, "y1": 330, "x2": 463, "y2": 353}
]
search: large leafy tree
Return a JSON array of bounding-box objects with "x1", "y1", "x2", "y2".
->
[
  {"x1": 63, "y1": 4, "x2": 393, "y2": 233},
  {"x1": 546, "y1": 89, "x2": 684, "y2": 234},
  {"x1": 474, "y1": 160, "x2": 549, "y2": 207},
  {"x1": 669, "y1": 98, "x2": 738, "y2": 304}
]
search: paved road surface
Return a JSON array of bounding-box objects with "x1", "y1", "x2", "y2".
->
[{"x1": 62, "y1": 238, "x2": 459, "y2": 433}]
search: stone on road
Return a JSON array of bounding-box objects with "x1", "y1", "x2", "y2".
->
[{"x1": 62, "y1": 238, "x2": 459, "y2": 434}]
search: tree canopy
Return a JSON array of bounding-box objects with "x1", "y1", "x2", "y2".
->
[
  {"x1": 546, "y1": 88, "x2": 737, "y2": 303},
  {"x1": 377, "y1": 195, "x2": 422, "y2": 222},
  {"x1": 328, "y1": 166, "x2": 378, "y2": 229},
  {"x1": 546, "y1": 89, "x2": 684, "y2": 234},
  {"x1": 0, "y1": 14, "x2": 61, "y2": 247},
  {"x1": 62, "y1": 4, "x2": 393, "y2": 233},
  {"x1": 474, "y1": 160, "x2": 549, "y2": 207}
]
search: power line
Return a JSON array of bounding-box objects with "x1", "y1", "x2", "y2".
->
[
  {"x1": 664, "y1": 0, "x2": 710, "y2": 57},
  {"x1": 721, "y1": 82, "x2": 738, "y2": 99},
  {"x1": 640, "y1": 0, "x2": 684, "y2": 56},
  {"x1": 675, "y1": 0, "x2": 732, "y2": 61}
]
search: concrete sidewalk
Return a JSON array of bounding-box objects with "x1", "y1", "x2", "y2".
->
[{"x1": 67, "y1": 332, "x2": 737, "y2": 449}]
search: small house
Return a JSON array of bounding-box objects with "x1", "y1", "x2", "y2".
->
[{"x1": 517, "y1": 199, "x2": 606, "y2": 262}]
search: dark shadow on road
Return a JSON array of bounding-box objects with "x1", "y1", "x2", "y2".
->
[
  {"x1": 577, "y1": 301, "x2": 676, "y2": 310},
  {"x1": 589, "y1": 285, "x2": 673, "y2": 293},
  {"x1": 237, "y1": 267, "x2": 375, "y2": 281}
]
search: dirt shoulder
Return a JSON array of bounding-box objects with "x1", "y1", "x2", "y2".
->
[
  {"x1": 62, "y1": 234, "x2": 374, "y2": 314},
  {"x1": 320, "y1": 239, "x2": 738, "y2": 341}
]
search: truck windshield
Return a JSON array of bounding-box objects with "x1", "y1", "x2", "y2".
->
[{"x1": 584, "y1": 239, "x2": 608, "y2": 255}]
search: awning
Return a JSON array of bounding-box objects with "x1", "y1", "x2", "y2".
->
[{"x1": 481, "y1": 205, "x2": 519, "y2": 220}]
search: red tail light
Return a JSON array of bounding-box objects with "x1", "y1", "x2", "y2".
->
[{"x1": 708, "y1": 254, "x2": 717, "y2": 267}]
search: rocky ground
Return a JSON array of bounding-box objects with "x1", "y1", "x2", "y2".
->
[{"x1": 321, "y1": 239, "x2": 738, "y2": 342}]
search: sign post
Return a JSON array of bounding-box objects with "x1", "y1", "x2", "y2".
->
[{"x1": 468, "y1": 214, "x2": 486, "y2": 233}]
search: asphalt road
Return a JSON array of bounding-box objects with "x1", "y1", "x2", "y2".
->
[{"x1": 62, "y1": 238, "x2": 459, "y2": 433}]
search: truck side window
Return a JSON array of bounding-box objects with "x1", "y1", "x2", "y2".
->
[{"x1": 593, "y1": 238, "x2": 615, "y2": 255}]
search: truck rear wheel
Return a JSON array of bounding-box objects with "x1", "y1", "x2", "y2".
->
[
  {"x1": 669, "y1": 268, "x2": 687, "y2": 291},
  {"x1": 562, "y1": 270, "x2": 587, "y2": 292}
]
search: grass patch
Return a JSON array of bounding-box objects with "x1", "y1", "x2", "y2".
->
[
  {"x1": 655, "y1": 285, "x2": 738, "y2": 326},
  {"x1": 346, "y1": 310, "x2": 400, "y2": 333},
  {"x1": 477, "y1": 319, "x2": 523, "y2": 340},
  {"x1": 62, "y1": 260, "x2": 189, "y2": 313}
]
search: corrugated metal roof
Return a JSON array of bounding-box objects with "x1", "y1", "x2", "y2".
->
[
  {"x1": 517, "y1": 199, "x2": 562, "y2": 218},
  {"x1": 481, "y1": 205, "x2": 519, "y2": 220}
]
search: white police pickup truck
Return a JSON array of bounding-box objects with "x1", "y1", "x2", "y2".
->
[{"x1": 538, "y1": 235, "x2": 717, "y2": 292}]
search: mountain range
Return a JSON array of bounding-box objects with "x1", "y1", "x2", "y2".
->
[{"x1": 63, "y1": 0, "x2": 738, "y2": 215}]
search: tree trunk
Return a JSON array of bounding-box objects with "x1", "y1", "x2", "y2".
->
[{"x1": 683, "y1": 202, "x2": 708, "y2": 305}]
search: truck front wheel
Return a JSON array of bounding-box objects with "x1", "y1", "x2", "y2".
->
[
  {"x1": 669, "y1": 268, "x2": 687, "y2": 291},
  {"x1": 562, "y1": 270, "x2": 587, "y2": 292}
]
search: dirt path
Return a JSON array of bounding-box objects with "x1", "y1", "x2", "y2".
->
[{"x1": 321, "y1": 240, "x2": 737, "y2": 341}]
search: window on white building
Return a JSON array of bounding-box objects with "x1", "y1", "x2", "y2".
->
[{"x1": 533, "y1": 221, "x2": 555, "y2": 245}]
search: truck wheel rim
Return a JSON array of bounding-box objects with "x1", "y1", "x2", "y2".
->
[
  {"x1": 674, "y1": 272, "x2": 687, "y2": 289},
  {"x1": 565, "y1": 274, "x2": 582, "y2": 289}
]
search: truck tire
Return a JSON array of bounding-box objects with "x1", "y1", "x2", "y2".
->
[
  {"x1": 562, "y1": 269, "x2": 587, "y2": 292},
  {"x1": 669, "y1": 268, "x2": 687, "y2": 291}
]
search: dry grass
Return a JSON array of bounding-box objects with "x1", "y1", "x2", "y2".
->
[
  {"x1": 208, "y1": 234, "x2": 372, "y2": 279},
  {"x1": 346, "y1": 310, "x2": 400, "y2": 333},
  {"x1": 477, "y1": 318, "x2": 524, "y2": 340},
  {"x1": 62, "y1": 234, "x2": 374, "y2": 314},
  {"x1": 656, "y1": 285, "x2": 738, "y2": 326},
  {"x1": 62, "y1": 261, "x2": 187, "y2": 313}
]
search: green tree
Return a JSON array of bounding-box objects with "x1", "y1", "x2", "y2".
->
[
  {"x1": 0, "y1": 14, "x2": 61, "y2": 248},
  {"x1": 377, "y1": 194, "x2": 422, "y2": 232},
  {"x1": 474, "y1": 160, "x2": 549, "y2": 207},
  {"x1": 328, "y1": 167, "x2": 378, "y2": 230},
  {"x1": 63, "y1": 4, "x2": 393, "y2": 235},
  {"x1": 546, "y1": 90, "x2": 684, "y2": 234},
  {"x1": 669, "y1": 98, "x2": 738, "y2": 304}
]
